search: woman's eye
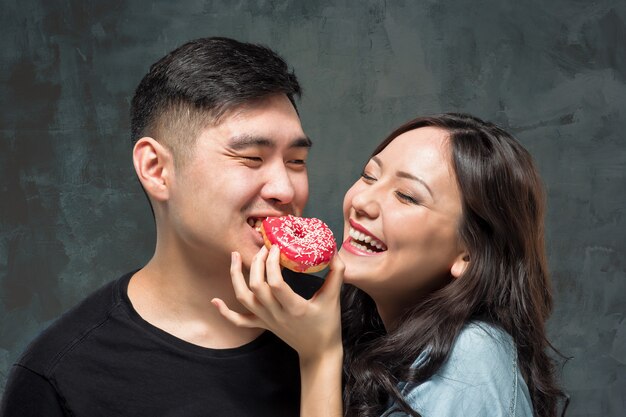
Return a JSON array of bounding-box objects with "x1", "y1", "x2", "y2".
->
[
  {"x1": 360, "y1": 172, "x2": 376, "y2": 182},
  {"x1": 395, "y1": 191, "x2": 419, "y2": 205},
  {"x1": 288, "y1": 159, "x2": 306, "y2": 165}
]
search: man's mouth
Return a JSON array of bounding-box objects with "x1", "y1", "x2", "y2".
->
[
  {"x1": 348, "y1": 226, "x2": 387, "y2": 253},
  {"x1": 247, "y1": 217, "x2": 264, "y2": 233}
]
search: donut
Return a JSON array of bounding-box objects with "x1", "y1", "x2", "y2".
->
[{"x1": 260, "y1": 215, "x2": 336, "y2": 273}]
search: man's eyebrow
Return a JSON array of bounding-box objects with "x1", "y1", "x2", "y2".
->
[
  {"x1": 228, "y1": 135, "x2": 312, "y2": 150},
  {"x1": 371, "y1": 156, "x2": 434, "y2": 198},
  {"x1": 291, "y1": 136, "x2": 313, "y2": 148},
  {"x1": 228, "y1": 135, "x2": 273, "y2": 150}
]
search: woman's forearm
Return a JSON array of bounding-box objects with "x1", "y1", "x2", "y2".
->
[{"x1": 299, "y1": 346, "x2": 344, "y2": 417}]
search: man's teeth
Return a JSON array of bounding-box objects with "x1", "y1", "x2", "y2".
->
[
  {"x1": 248, "y1": 218, "x2": 263, "y2": 231},
  {"x1": 349, "y1": 227, "x2": 384, "y2": 251}
]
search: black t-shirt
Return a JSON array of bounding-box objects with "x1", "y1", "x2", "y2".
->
[{"x1": 1, "y1": 270, "x2": 321, "y2": 416}]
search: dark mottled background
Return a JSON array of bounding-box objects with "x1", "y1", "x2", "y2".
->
[{"x1": 1, "y1": 0, "x2": 624, "y2": 415}]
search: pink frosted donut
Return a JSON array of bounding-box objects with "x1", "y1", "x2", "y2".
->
[{"x1": 260, "y1": 215, "x2": 336, "y2": 273}]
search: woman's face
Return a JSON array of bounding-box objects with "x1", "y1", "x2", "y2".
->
[{"x1": 339, "y1": 127, "x2": 468, "y2": 311}]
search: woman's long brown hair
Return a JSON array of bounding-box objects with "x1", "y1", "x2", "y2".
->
[{"x1": 341, "y1": 113, "x2": 568, "y2": 417}]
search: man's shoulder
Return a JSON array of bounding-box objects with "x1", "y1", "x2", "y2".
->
[
  {"x1": 15, "y1": 272, "x2": 132, "y2": 377},
  {"x1": 282, "y1": 269, "x2": 323, "y2": 299}
]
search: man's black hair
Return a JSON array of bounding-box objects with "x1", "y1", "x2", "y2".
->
[{"x1": 130, "y1": 37, "x2": 302, "y2": 153}]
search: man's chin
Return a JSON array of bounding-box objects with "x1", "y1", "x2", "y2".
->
[{"x1": 237, "y1": 245, "x2": 265, "y2": 270}]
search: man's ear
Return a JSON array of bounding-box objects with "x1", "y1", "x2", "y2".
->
[
  {"x1": 450, "y1": 252, "x2": 470, "y2": 279},
  {"x1": 133, "y1": 137, "x2": 173, "y2": 202}
]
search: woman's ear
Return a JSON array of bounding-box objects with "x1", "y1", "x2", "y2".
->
[
  {"x1": 450, "y1": 252, "x2": 470, "y2": 279},
  {"x1": 133, "y1": 137, "x2": 173, "y2": 202}
]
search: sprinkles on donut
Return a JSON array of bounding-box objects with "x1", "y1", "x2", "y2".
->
[{"x1": 259, "y1": 215, "x2": 336, "y2": 273}]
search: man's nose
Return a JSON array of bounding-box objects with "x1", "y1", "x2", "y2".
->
[{"x1": 260, "y1": 163, "x2": 296, "y2": 205}]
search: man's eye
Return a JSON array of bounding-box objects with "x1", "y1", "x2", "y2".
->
[
  {"x1": 360, "y1": 172, "x2": 376, "y2": 182},
  {"x1": 239, "y1": 156, "x2": 263, "y2": 167}
]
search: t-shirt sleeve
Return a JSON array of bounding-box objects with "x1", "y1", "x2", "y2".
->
[
  {"x1": 389, "y1": 324, "x2": 533, "y2": 417},
  {"x1": 1, "y1": 365, "x2": 68, "y2": 417}
]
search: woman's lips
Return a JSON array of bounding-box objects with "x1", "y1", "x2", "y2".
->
[
  {"x1": 342, "y1": 218, "x2": 387, "y2": 257},
  {"x1": 341, "y1": 236, "x2": 386, "y2": 256},
  {"x1": 348, "y1": 219, "x2": 386, "y2": 247},
  {"x1": 345, "y1": 219, "x2": 387, "y2": 255}
]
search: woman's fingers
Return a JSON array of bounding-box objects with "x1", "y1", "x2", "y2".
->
[
  {"x1": 230, "y1": 251, "x2": 256, "y2": 309},
  {"x1": 248, "y1": 246, "x2": 285, "y2": 316},
  {"x1": 247, "y1": 246, "x2": 268, "y2": 290},
  {"x1": 222, "y1": 248, "x2": 342, "y2": 361},
  {"x1": 231, "y1": 246, "x2": 286, "y2": 321},
  {"x1": 265, "y1": 245, "x2": 301, "y2": 311},
  {"x1": 320, "y1": 254, "x2": 345, "y2": 301},
  {"x1": 224, "y1": 245, "x2": 342, "y2": 356}
]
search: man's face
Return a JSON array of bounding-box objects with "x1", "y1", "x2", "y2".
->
[{"x1": 166, "y1": 94, "x2": 310, "y2": 269}]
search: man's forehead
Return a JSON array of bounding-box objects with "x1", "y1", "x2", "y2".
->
[
  {"x1": 222, "y1": 94, "x2": 296, "y2": 120},
  {"x1": 199, "y1": 94, "x2": 309, "y2": 148}
]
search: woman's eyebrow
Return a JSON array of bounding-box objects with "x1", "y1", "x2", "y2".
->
[
  {"x1": 397, "y1": 171, "x2": 434, "y2": 198},
  {"x1": 372, "y1": 156, "x2": 434, "y2": 197}
]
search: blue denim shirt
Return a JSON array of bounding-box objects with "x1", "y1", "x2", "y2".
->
[{"x1": 382, "y1": 322, "x2": 533, "y2": 417}]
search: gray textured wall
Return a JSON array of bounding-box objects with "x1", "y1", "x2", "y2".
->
[{"x1": 1, "y1": 0, "x2": 625, "y2": 415}]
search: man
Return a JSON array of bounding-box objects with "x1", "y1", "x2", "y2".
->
[{"x1": 1, "y1": 37, "x2": 320, "y2": 416}]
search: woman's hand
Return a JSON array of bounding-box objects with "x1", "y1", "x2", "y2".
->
[
  {"x1": 212, "y1": 245, "x2": 345, "y2": 417},
  {"x1": 211, "y1": 245, "x2": 344, "y2": 363}
]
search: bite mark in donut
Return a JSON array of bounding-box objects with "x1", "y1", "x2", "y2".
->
[{"x1": 260, "y1": 215, "x2": 336, "y2": 273}]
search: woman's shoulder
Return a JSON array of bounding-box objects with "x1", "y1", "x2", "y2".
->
[
  {"x1": 447, "y1": 321, "x2": 516, "y2": 370},
  {"x1": 391, "y1": 322, "x2": 533, "y2": 417},
  {"x1": 406, "y1": 322, "x2": 519, "y2": 388}
]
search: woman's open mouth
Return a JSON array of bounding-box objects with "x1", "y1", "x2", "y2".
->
[{"x1": 346, "y1": 226, "x2": 387, "y2": 254}]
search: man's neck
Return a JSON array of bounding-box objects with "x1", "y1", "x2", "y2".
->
[{"x1": 127, "y1": 254, "x2": 263, "y2": 349}]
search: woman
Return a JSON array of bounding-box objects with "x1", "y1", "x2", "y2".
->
[{"x1": 212, "y1": 113, "x2": 567, "y2": 417}]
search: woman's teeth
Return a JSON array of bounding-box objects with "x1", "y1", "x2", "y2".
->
[
  {"x1": 351, "y1": 241, "x2": 376, "y2": 253},
  {"x1": 348, "y1": 227, "x2": 385, "y2": 252}
]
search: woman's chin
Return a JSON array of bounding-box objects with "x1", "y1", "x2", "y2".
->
[{"x1": 338, "y1": 249, "x2": 376, "y2": 287}]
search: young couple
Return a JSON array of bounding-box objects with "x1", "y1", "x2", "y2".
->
[{"x1": 1, "y1": 37, "x2": 565, "y2": 417}]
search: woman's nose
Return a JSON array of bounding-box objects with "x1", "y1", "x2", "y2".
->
[{"x1": 350, "y1": 186, "x2": 380, "y2": 219}]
